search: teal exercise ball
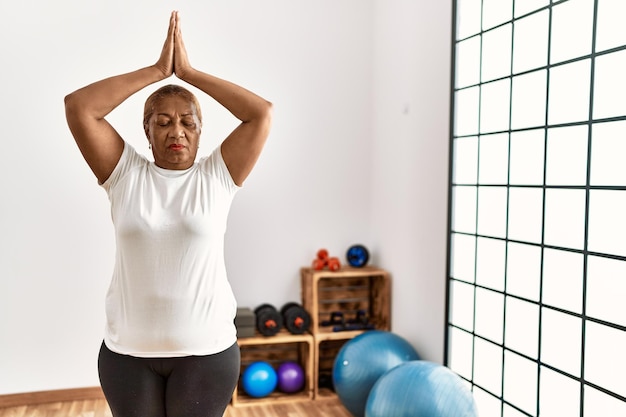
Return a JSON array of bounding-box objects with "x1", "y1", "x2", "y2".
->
[
  {"x1": 365, "y1": 361, "x2": 478, "y2": 417},
  {"x1": 333, "y1": 331, "x2": 420, "y2": 417}
]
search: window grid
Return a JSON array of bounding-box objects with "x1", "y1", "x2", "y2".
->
[{"x1": 447, "y1": 0, "x2": 626, "y2": 415}]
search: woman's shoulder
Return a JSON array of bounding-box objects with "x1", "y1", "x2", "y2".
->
[
  {"x1": 198, "y1": 146, "x2": 241, "y2": 191},
  {"x1": 101, "y1": 142, "x2": 149, "y2": 189}
]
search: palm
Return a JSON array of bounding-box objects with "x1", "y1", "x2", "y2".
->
[
  {"x1": 155, "y1": 12, "x2": 175, "y2": 77},
  {"x1": 173, "y1": 12, "x2": 192, "y2": 79}
]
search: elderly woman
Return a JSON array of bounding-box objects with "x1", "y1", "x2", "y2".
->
[{"x1": 64, "y1": 11, "x2": 272, "y2": 417}]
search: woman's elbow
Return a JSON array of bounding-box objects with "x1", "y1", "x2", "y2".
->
[
  {"x1": 261, "y1": 100, "x2": 273, "y2": 125},
  {"x1": 64, "y1": 92, "x2": 79, "y2": 114}
]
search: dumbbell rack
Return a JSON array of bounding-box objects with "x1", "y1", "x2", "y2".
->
[{"x1": 231, "y1": 266, "x2": 390, "y2": 406}]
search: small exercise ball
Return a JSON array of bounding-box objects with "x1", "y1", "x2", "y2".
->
[
  {"x1": 276, "y1": 361, "x2": 305, "y2": 393},
  {"x1": 333, "y1": 331, "x2": 420, "y2": 417},
  {"x1": 365, "y1": 361, "x2": 478, "y2": 417},
  {"x1": 241, "y1": 361, "x2": 277, "y2": 398}
]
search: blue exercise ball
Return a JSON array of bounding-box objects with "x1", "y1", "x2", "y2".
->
[
  {"x1": 333, "y1": 331, "x2": 420, "y2": 417},
  {"x1": 365, "y1": 361, "x2": 478, "y2": 417},
  {"x1": 241, "y1": 361, "x2": 277, "y2": 398}
]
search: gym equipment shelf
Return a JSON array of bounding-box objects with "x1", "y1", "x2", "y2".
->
[
  {"x1": 231, "y1": 266, "x2": 391, "y2": 405},
  {"x1": 301, "y1": 266, "x2": 391, "y2": 399},
  {"x1": 300, "y1": 266, "x2": 391, "y2": 336},
  {"x1": 231, "y1": 330, "x2": 314, "y2": 407}
]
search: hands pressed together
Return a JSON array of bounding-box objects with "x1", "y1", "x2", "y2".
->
[{"x1": 155, "y1": 11, "x2": 193, "y2": 81}]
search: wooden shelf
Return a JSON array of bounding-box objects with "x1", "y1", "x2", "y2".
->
[
  {"x1": 302, "y1": 265, "x2": 389, "y2": 278},
  {"x1": 301, "y1": 266, "x2": 391, "y2": 399},
  {"x1": 237, "y1": 329, "x2": 313, "y2": 345},
  {"x1": 231, "y1": 390, "x2": 313, "y2": 407},
  {"x1": 301, "y1": 266, "x2": 391, "y2": 336},
  {"x1": 231, "y1": 331, "x2": 314, "y2": 407},
  {"x1": 312, "y1": 329, "x2": 367, "y2": 341},
  {"x1": 232, "y1": 266, "x2": 391, "y2": 405}
]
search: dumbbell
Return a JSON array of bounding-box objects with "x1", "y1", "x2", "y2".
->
[
  {"x1": 281, "y1": 302, "x2": 312, "y2": 335},
  {"x1": 254, "y1": 304, "x2": 283, "y2": 336},
  {"x1": 312, "y1": 248, "x2": 342, "y2": 271}
]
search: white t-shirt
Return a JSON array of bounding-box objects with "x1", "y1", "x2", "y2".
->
[{"x1": 100, "y1": 143, "x2": 240, "y2": 357}]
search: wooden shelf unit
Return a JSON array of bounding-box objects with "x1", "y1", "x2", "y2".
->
[
  {"x1": 231, "y1": 266, "x2": 391, "y2": 405},
  {"x1": 300, "y1": 266, "x2": 391, "y2": 399},
  {"x1": 313, "y1": 336, "x2": 351, "y2": 399},
  {"x1": 231, "y1": 330, "x2": 314, "y2": 407},
  {"x1": 301, "y1": 266, "x2": 391, "y2": 336}
]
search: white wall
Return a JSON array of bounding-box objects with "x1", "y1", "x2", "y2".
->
[
  {"x1": 0, "y1": 0, "x2": 451, "y2": 394},
  {"x1": 371, "y1": 0, "x2": 452, "y2": 363}
]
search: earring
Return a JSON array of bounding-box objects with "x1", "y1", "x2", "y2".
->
[{"x1": 148, "y1": 143, "x2": 152, "y2": 150}]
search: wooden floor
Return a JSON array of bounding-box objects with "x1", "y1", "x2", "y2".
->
[
  {"x1": 224, "y1": 398, "x2": 353, "y2": 417},
  {"x1": 0, "y1": 397, "x2": 353, "y2": 417}
]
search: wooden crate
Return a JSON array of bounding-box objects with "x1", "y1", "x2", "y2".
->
[
  {"x1": 301, "y1": 266, "x2": 391, "y2": 400},
  {"x1": 313, "y1": 337, "x2": 351, "y2": 399},
  {"x1": 231, "y1": 331, "x2": 314, "y2": 407},
  {"x1": 300, "y1": 266, "x2": 391, "y2": 336}
]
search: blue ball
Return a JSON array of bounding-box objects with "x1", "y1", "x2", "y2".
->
[
  {"x1": 241, "y1": 361, "x2": 277, "y2": 398},
  {"x1": 333, "y1": 331, "x2": 420, "y2": 417},
  {"x1": 365, "y1": 361, "x2": 478, "y2": 417}
]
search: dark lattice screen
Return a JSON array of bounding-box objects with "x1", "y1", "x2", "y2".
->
[{"x1": 447, "y1": 0, "x2": 626, "y2": 415}]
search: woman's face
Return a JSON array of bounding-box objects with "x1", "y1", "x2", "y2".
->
[{"x1": 145, "y1": 95, "x2": 202, "y2": 170}]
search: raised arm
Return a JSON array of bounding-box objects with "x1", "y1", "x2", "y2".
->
[
  {"x1": 172, "y1": 12, "x2": 272, "y2": 186},
  {"x1": 64, "y1": 13, "x2": 177, "y2": 184}
]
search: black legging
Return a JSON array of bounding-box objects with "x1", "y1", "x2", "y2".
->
[{"x1": 98, "y1": 341, "x2": 240, "y2": 417}]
